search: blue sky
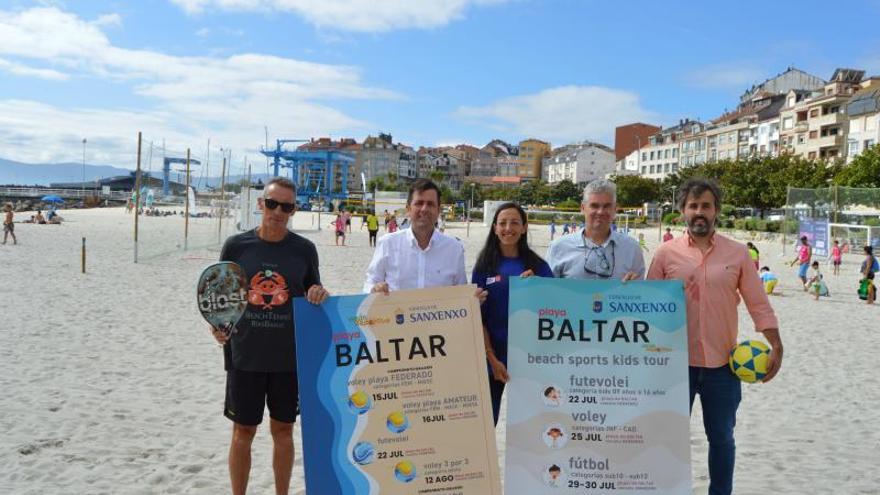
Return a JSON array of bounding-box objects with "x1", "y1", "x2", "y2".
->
[{"x1": 1, "y1": 0, "x2": 880, "y2": 173}]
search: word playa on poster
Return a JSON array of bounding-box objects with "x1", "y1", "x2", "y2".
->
[
  {"x1": 293, "y1": 285, "x2": 502, "y2": 495},
  {"x1": 505, "y1": 277, "x2": 691, "y2": 494}
]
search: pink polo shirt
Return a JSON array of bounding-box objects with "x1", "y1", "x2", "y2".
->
[{"x1": 647, "y1": 231, "x2": 779, "y2": 368}]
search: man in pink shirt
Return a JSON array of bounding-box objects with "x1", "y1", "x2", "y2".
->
[
  {"x1": 662, "y1": 227, "x2": 674, "y2": 242},
  {"x1": 647, "y1": 178, "x2": 783, "y2": 495},
  {"x1": 791, "y1": 236, "x2": 812, "y2": 287},
  {"x1": 333, "y1": 213, "x2": 346, "y2": 246}
]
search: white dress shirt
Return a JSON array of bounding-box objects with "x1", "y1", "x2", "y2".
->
[{"x1": 363, "y1": 227, "x2": 467, "y2": 292}]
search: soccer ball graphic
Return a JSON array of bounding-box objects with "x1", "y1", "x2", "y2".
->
[{"x1": 729, "y1": 340, "x2": 771, "y2": 383}]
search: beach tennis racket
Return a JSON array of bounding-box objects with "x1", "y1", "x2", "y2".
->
[{"x1": 197, "y1": 261, "x2": 248, "y2": 337}]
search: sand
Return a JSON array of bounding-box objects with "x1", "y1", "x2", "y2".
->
[{"x1": 1, "y1": 207, "x2": 878, "y2": 494}]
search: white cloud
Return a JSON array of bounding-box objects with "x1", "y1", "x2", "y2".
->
[
  {"x1": 456, "y1": 86, "x2": 657, "y2": 145},
  {"x1": 0, "y1": 58, "x2": 68, "y2": 80},
  {"x1": 92, "y1": 13, "x2": 122, "y2": 28},
  {"x1": 0, "y1": 7, "x2": 397, "y2": 165},
  {"x1": 169, "y1": 0, "x2": 507, "y2": 33},
  {"x1": 686, "y1": 63, "x2": 766, "y2": 90}
]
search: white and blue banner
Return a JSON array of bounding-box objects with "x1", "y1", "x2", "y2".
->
[{"x1": 505, "y1": 277, "x2": 691, "y2": 494}]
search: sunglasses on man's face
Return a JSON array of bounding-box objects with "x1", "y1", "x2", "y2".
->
[{"x1": 263, "y1": 198, "x2": 296, "y2": 213}]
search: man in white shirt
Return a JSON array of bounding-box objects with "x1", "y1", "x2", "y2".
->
[
  {"x1": 364, "y1": 179, "x2": 481, "y2": 296},
  {"x1": 547, "y1": 179, "x2": 644, "y2": 281}
]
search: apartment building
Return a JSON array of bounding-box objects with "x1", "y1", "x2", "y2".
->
[
  {"x1": 637, "y1": 123, "x2": 684, "y2": 180},
  {"x1": 517, "y1": 138, "x2": 551, "y2": 179},
  {"x1": 746, "y1": 95, "x2": 787, "y2": 157},
  {"x1": 542, "y1": 142, "x2": 615, "y2": 185},
  {"x1": 678, "y1": 120, "x2": 707, "y2": 170},
  {"x1": 780, "y1": 69, "x2": 865, "y2": 160},
  {"x1": 846, "y1": 77, "x2": 880, "y2": 162}
]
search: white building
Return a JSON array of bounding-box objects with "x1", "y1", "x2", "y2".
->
[
  {"x1": 636, "y1": 120, "x2": 699, "y2": 180},
  {"x1": 846, "y1": 78, "x2": 880, "y2": 162},
  {"x1": 614, "y1": 148, "x2": 641, "y2": 177},
  {"x1": 542, "y1": 142, "x2": 615, "y2": 184}
]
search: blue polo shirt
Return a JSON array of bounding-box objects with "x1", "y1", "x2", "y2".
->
[{"x1": 472, "y1": 256, "x2": 553, "y2": 370}]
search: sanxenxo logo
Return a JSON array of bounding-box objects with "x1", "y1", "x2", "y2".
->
[
  {"x1": 592, "y1": 293, "x2": 603, "y2": 313},
  {"x1": 395, "y1": 308, "x2": 405, "y2": 325}
]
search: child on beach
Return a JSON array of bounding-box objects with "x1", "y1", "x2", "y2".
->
[
  {"x1": 759, "y1": 266, "x2": 778, "y2": 295},
  {"x1": 638, "y1": 233, "x2": 648, "y2": 252},
  {"x1": 830, "y1": 239, "x2": 842, "y2": 276},
  {"x1": 747, "y1": 242, "x2": 760, "y2": 270},
  {"x1": 332, "y1": 213, "x2": 346, "y2": 246},
  {"x1": 806, "y1": 261, "x2": 829, "y2": 300}
]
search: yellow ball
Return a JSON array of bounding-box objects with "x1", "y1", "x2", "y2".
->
[
  {"x1": 349, "y1": 391, "x2": 368, "y2": 408},
  {"x1": 396, "y1": 460, "x2": 415, "y2": 476},
  {"x1": 388, "y1": 411, "x2": 406, "y2": 426},
  {"x1": 729, "y1": 340, "x2": 771, "y2": 383}
]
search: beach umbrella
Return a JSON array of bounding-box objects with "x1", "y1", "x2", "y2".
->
[{"x1": 41, "y1": 195, "x2": 64, "y2": 203}]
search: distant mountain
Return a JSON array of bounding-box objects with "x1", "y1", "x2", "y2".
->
[
  {"x1": 0, "y1": 158, "x2": 133, "y2": 186},
  {"x1": 0, "y1": 158, "x2": 343, "y2": 192}
]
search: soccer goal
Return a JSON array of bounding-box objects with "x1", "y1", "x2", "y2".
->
[{"x1": 829, "y1": 223, "x2": 878, "y2": 253}]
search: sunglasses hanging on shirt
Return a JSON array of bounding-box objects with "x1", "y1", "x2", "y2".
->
[{"x1": 582, "y1": 239, "x2": 616, "y2": 278}]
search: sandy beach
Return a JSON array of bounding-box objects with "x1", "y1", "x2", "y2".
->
[{"x1": 1, "y1": 207, "x2": 878, "y2": 494}]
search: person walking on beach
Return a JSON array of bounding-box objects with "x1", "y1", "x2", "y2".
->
[
  {"x1": 210, "y1": 177, "x2": 330, "y2": 495},
  {"x1": 363, "y1": 179, "x2": 486, "y2": 301},
  {"x1": 332, "y1": 213, "x2": 346, "y2": 246},
  {"x1": 647, "y1": 178, "x2": 783, "y2": 495},
  {"x1": 2, "y1": 203, "x2": 16, "y2": 245},
  {"x1": 549, "y1": 219, "x2": 557, "y2": 241},
  {"x1": 638, "y1": 232, "x2": 649, "y2": 253},
  {"x1": 746, "y1": 242, "x2": 760, "y2": 270},
  {"x1": 547, "y1": 179, "x2": 644, "y2": 281},
  {"x1": 860, "y1": 245, "x2": 879, "y2": 277},
  {"x1": 663, "y1": 227, "x2": 674, "y2": 243},
  {"x1": 386, "y1": 215, "x2": 398, "y2": 233},
  {"x1": 363, "y1": 211, "x2": 379, "y2": 247},
  {"x1": 830, "y1": 239, "x2": 842, "y2": 276},
  {"x1": 791, "y1": 236, "x2": 812, "y2": 288},
  {"x1": 472, "y1": 202, "x2": 553, "y2": 424},
  {"x1": 343, "y1": 209, "x2": 352, "y2": 233}
]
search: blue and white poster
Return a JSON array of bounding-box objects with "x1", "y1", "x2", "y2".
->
[
  {"x1": 799, "y1": 218, "x2": 828, "y2": 257},
  {"x1": 294, "y1": 286, "x2": 502, "y2": 495},
  {"x1": 505, "y1": 277, "x2": 691, "y2": 494}
]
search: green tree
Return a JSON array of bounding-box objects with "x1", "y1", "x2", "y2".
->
[
  {"x1": 366, "y1": 177, "x2": 387, "y2": 192},
  {"x1": 429, "y1": 170, "x2": 445, "y2": 185},
  {"x1": 610, "y1": 175, "x2": 661, "y2": 206},
  {"x1": 550, "y1": 179, "x2": 581, "y2": 204},
  {"x1": 834, "y1": 144, "x2": 880, "y2": 187}
]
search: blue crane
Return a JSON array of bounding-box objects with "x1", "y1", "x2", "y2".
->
[
  {"x1": 260, "y1": 139, "x2": 355, "y2": 204},
  {"x1": 162, "y1": 156, "x2": 201, "y2": 196}
]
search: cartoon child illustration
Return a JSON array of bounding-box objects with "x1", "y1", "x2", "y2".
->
[{"x1": 543, "y1": 386, "x2": 561, "y2": 407}]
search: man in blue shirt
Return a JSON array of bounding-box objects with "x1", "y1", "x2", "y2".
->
[{"x1": 547, "y1": 179, "x2": 645, "y2": 281}]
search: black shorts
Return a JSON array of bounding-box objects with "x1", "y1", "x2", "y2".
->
[
  {"x1": 335, "y1": 231, "x2": 345, "y2": 237},
  {"x1": 224, "y1": 370, "x2": 299, "y2": 425},
  {"x1": 368, "y1": 229, "x2": 378, "y2": 240}
]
